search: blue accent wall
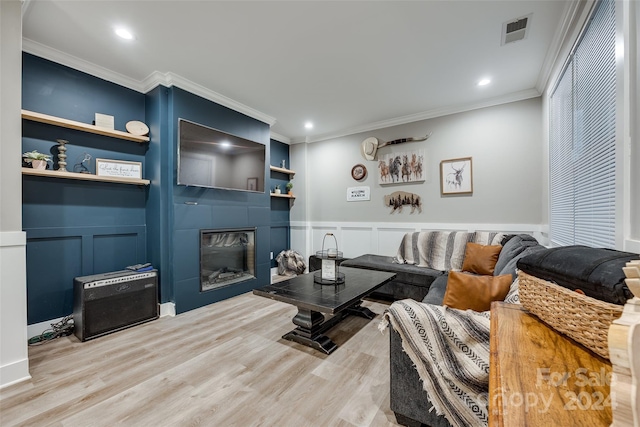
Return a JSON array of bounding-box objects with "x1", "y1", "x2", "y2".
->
[
  {"x1": 145, "y1": 85, "x2": 172, "y2": 304},
  {"x1": 22, "y1": 54, "x2": 148, "y2": 324},
  {"x1": 164, "y1": 87, "x2": 271, "y2": 313},
  {"x1": 22, "y1": 53, "x2": 286, "y2": 323},
  {"x1": 270, "y1": 139, "x2": 291, "y2": 267}
]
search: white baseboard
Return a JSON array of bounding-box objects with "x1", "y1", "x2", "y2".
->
[
  {"x1": 159, "y1": 302, "x2": 176, "y2": 317},
  {"x1": 0, "y1": 358, "x2": 31, "y2": 389}
]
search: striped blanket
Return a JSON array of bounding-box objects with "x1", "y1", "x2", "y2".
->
[
  {"x1": 380, "y1": 299, "x2": 491, "y2": 427},
  {"x1": 394, "y1": 231, "x2": 504, "y2": 271}
]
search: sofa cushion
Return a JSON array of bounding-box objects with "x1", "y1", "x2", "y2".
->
[
  {"x1": 421, "y1": 274, "x2": 449, "y2": 305},
  {"x1": 442, "y1": 271, "x2": 512, "y2": 312},
  {"x1": 342, "y1": 254, "x2": 443, "y2": 285},
  {"x1": 493, "y1": 234, "x2": 540, "y2": 276},
  {"x1": 342, "y1": 254, "x2": 444, "y2": 301},
  {"x1": 498, "y1": 245, "x2": 546, "y2": 280},
  {"x1": 462, "y1": 242, "x2": 502, "y2": 275}
]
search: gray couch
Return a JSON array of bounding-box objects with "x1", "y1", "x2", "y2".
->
[{"x1": 346, "y1": 232, "x2": 546, "y2": 427}]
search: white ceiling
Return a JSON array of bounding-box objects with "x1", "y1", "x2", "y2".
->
[{"x1": 21, "y1": 0, "x2": 573, "y2": 144}]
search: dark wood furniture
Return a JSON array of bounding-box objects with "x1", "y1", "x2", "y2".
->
[
  {"x1": 489, "y1": 302, "x2": 612, "y2": 426},
  {"x1": 253, "y1": 266, "x2": 396, "y2": 354}
]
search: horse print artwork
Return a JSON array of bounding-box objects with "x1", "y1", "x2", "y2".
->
[
  {"x1": 378, "y1": 149, "x2": 425, "y2": 185},
  {"x1": 383, "y1": 191, "x2": 422, "y2": 214}
]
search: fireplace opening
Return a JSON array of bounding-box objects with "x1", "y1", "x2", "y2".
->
[{"x1": 200, "y1": 228, "x2": 256, "y2": 291}]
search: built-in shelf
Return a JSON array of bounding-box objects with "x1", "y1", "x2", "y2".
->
[
  {"x1": 22, "y1": 109, "x2": 150, "y2": 143},
  {"x1": 22, "y1": 167, "x2": 150, "y2": 186},
  {"x1": 270, "y1": 192, "x2": 295, "y2": 199},
  {"x1": 269, "y1": 165, "x2": 295, "y2": 176}
]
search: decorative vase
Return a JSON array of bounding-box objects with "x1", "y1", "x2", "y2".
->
[
  {"x1": 274, "y1": 188, "x2": 281, "y2": 194},
  {"x1": 31, "y1": 159, "x2": 47, "y2": 170}
]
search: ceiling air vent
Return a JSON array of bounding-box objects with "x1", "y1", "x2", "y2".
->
[{"x1": 501, "y1": 14, "x2": 532, "y2": 46}]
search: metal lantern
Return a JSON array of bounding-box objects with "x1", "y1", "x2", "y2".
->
[{"x1": 313, "y1": 233, "x2": 345, "y2": 285}]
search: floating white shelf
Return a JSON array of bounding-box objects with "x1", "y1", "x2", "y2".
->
[
  {"x1": 21, "y1": 109, "x2": 150, "y2": 143},
  {"x1": 22, "y1": 168, "x2": 150, "y2": 186}
]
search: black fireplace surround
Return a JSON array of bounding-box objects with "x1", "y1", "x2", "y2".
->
[{"x1": 200, "y1": 228, "x2": 256, "y2": 291}]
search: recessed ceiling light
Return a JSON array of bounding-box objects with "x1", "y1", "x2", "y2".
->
[
  {"x1": 220, "y1": 141, "x2": 231, "y2": 148},
  {"x1": 478, "y1": 78, "x2": 491, "y2": 86},
  {"x1": 115, "y1": 27, "x2": 134, "y2": 40},
  {"x1": 304, "y1": 122, "x2": 313, "y2": 130}
]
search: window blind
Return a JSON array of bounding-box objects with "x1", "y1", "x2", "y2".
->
[{"x1": 549, "y1": 0, "x2": 616, "y2": 248}]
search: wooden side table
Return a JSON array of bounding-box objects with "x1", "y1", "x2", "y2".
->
[{"x1": 489, "y1": 302, "x2": 612, "y2": 426}]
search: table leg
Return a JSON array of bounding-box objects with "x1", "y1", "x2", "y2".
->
[
  {"x1": 282, "y1": 308, "x2": 338, "y2": 354},
  {"x1": 346, "y1": 301, "x2": 376, "y2": 319}
]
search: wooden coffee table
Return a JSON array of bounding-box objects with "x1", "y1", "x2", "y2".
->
[{"x1": 253, "y1": 266, "x2": 396, "y2": 354}]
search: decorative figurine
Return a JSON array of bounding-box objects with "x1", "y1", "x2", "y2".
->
[
  {"x1": 56, "y1": 139, "x2": 68, "y2": 172},
  {"x1": 74, "y1": 152, "x2": 92, "y2": 174}
]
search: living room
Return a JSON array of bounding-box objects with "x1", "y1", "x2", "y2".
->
[{"x1": 2, "y1": 0, "x2": 640, "y2": 426}]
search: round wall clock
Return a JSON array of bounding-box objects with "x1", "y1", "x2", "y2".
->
[{"x1": 351, "y1": 164, "x2": 367, "y2": 181}]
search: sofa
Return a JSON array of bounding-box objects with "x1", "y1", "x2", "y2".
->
[
  {"x1": 345, "y1": 231, "x2": 546, "y2": 427},
  {"x1": 341, "y1": 231, "x2": 541, "y2": 301}
]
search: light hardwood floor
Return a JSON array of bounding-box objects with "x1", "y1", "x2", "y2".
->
[{"x1": 0, "y1": 293, "x2": 403, "y2": 427}]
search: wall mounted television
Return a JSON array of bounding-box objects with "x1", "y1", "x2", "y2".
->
[{"x1": 177, "y1": 119, "x2": 265, "y2": 193}]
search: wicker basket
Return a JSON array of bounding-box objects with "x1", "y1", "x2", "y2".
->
[{"x1": 518, "y1": 271, "x2": 623, "y2": 360}]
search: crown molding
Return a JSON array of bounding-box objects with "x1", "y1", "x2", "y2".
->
[
  {"x1": 295, "y1": 88, "x2": 541, "y2": 144},
  {"x1": 269, "y1": 131, "x2": 291, "y2": 144},
  {"x1": 22, "y1": 38, "x2": 145, "y2": 92},
  {"x1": 142, "y1": 72, "x2": 276, "y2": 126},
  {"x1": 22, "y1": 39, "x2": 277, "y2": 127}
]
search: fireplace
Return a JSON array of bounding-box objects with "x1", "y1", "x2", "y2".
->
[{"x1": 200, "y1": 228, "x2": 256, "y2": 291}]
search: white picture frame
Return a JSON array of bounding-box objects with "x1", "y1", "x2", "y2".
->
[{"x1": 95, "y1": 158, "x2": 142, "y2": 179}]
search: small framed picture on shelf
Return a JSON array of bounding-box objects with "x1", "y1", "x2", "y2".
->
[
  {"x1": 96, "y1": 158, "x2": 142, "y2": 179},
  {"x1": 247, "y1": 177, "x2": 258, "y2": 191}
]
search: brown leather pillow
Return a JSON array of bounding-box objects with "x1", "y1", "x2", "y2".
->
[
  {"x1": 461, "y1": 242, "x2": 502, "y2": 275},
  {"x1": 442, "y1": 271, "x2": 513, "y2": 312}
]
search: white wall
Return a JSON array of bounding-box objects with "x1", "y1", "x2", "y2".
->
[
  {"x1": 0, "y1": 0, "x2": 30, "y2": 388},
  {"x1": 290, "y1": 98, "x2": 545, "y2": 260}
]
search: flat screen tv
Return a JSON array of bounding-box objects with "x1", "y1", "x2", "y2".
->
[{"x1": 177, "y1": 119, "x2": 265, "y2": 193}]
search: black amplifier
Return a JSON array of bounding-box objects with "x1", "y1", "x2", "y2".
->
[{"x1": 73, "y1": 269, "x2": 159, "y2": 341}]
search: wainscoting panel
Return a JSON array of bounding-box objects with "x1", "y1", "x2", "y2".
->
[
  {"x1": 311, "y1": 226, "x2": 339, "y2": 256},
  {"x1": 25, "y1": 226, "x2": 147, "y2": 324},
  {"x1": 93, "y1": 233, "x2": 144, "y2": 275},
  {"x1": 341, "y1": 227, "x2": 375, "y2": 258},
  {"x1": 25, "y1": 235, "x2": 82, "y2": 324},
  {"x1": 292, "y1": 221, "x2": 546, "y2": 268}
]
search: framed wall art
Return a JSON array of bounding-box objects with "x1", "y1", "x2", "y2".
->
[
  {"x1": 96, "y1": 158, "x2": 142, "y2": 179},
  {"x1": 440, "y1": 157, "x2": 472, "y2": 195},
  {"x1": 247, "y1": 177, "x2": 258, "y2": 191},
  {"x1": 378, "y1": 149, "x2": 425, "y2": 185}
]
